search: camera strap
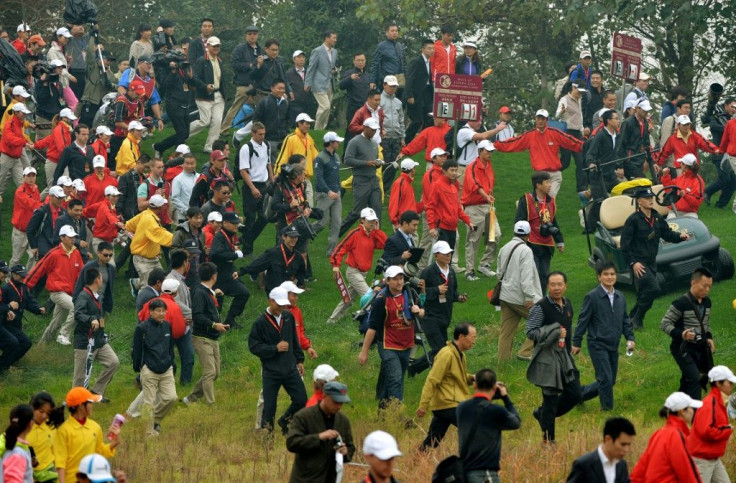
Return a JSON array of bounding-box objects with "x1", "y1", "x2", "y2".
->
[
  {"x1": 686, "y1": 293, "x2": 708, "y2": 339},
  {"x1": 498, "y1": 242, "x2": 523, "y2": 282}
]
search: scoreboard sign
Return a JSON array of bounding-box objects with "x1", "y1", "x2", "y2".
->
[
  {"x1": 610, "y1": 33, "x2": 642, "y2": 81},
  {"x1": 432, "y1": 73, "x2": 483, "y2": 121}
]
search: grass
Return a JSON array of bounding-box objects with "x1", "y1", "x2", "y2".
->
[{"x1": 1, "y1": 124, "x2": 735, "y2": 481}]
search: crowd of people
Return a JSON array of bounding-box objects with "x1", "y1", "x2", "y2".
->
[{"x1": 1, "y1": 14, "x2": 736, "y2": 483}]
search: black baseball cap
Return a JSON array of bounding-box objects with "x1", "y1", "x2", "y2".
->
[
  {"x1": 323, "y1": 382, "x2": 351, "y2": 403},
  {"x1": 0, "y1": 261, "x2": 9, "y2": 273},
  {"x1": 222, "y1": 212, "x2": 241, "y2": 224},
  {"x1": 245, "y1": 25, "x2": 259, "y2": 33},
  {"x1": 281, "y1": 225, "x2": 300, "y2": 238},
  {"x1": 138, "y1": 55, "x2": 153, "y2": 64},
  {"x1": 182, "y1": 239, "x2": 201, "y2": 254},
  {"x1": 10, "y1": 264, "x2": 26, "y2": 276}
]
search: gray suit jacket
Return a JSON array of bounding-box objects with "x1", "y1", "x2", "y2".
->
[{"x1": 305, "y1": 44, "x2": 337, "y2": 93}]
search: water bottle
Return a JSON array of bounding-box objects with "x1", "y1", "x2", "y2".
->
[
  {"x1": 626, "y1": 341, "x2": 635, "y2": 357},
  {"x1": 107, "y1": 414, "x2": 125, "y2": 440}
]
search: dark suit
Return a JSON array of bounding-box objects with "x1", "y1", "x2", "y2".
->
[
  {"x1": 54, "y1": 143, "x2": 94, "y2": 183},
  {"x1": 420, "y1": 263, "x2": 459, "y2": 360},
  {"x1": 404, "y1": 54, "x2": 434, "y2": 142},
  {"x1": 381, "y1": 230, "x2": 413, "y2": 266},
  {"x1": 567, "y1": 449, "x2": 630, "y2": 483},
  {"x1": 284, "y1": 67, "x2": 317, "y2": 125},
  {"x1": 26, "y1": 205, "x2": 67, "y2": 258}
]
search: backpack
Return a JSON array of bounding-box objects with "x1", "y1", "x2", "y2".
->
[
  {"x1": 432, "y1": 455, "x2": 465, "y2": 483},
  {"x1": 444, "y1": 123, "x2": 471, "y2": 160},
  {"x1": 234, "y1": 141, "x2": 271, "y2": 184}
]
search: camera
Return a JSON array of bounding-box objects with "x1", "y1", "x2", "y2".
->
[
  {"x1": 539, "y1": 223, "x2": 560, "y2": 237},
  {"x1": 151, "y1": 50, "x2": 187, "y2": 68},
  {"x1": 401, "y1": 262, "x2": 423, "y2": 291},
  {"x1": 334, "y1": 435, "x2": 344, "y2": 450},
  {"x1": 32, "y1": 61, "x2": 55, "y2": 79}
]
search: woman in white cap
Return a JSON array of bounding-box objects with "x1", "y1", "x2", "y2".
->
[
  {"x1": 629, "y1": 392, "x2": 703, "y2": 482},
  {"x1": 46, "y1": 27, "x2": 78, "y2": 110},
  {"x1": 90, "y1": 126, "x2": 114, "y2": 170},
  {"x1": 659, "y1": 153, "x2": 705, "y2": 218},
  {"x1": 456, "y1": 41, "x2": 482, "y2": 77},
  {"x1": 34, "y1": 107, "x2": 75, "y2": 191}
]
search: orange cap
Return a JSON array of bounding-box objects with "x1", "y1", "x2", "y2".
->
[
  {"x1": 66, "y1": 387, "x2": 102, "y2": 407},
  {"x1": 29, "y1": 34, "x2": 46, "y2": 46}
]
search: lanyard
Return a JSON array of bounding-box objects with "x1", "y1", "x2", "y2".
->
[
  {"x1": 222, "y1": 230, "x2": 237, "y2": 250},
  {"x1": 9, "y1": 281, "x2": 22, "y2": 305},
  {"x1": 281, "y1": 244, "x2": 296, "y2": 266},
  {"x1": 265, "y1": 311, "x2": 281, "y2": 333},
  {"x1": 84, "y1": 287, "x2": 102, "y2": 312}
]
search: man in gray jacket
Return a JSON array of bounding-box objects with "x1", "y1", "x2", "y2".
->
[
  {"x1": 380, "y1": 75, "x2": 405, "y2": 194},
  {"x1": 305, "y1": 31, "x2": 338, "y2": 130},
  {"x1": 497, "y1": 221, "x2": 542, "y2": 363}
]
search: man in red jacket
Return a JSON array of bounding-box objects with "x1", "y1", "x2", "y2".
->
[
  {"x1": 280, "y1": 280, "x2": 318, "y2": 359},
  {"x1": 327, "y1": 208, "x2": 387, "y2": 324},
  {"x1": 388, "y1": 159, "x2": 421, "y2": 229},
  {"x1": 84, "y1": 185, "x2": 126, "y2": 255},
  {"x1": 425, "y1": 159, "x2": 475, "y2": 254},
  {"x1": 417, "y1": 148, "x2": 448, "y2": 270},
  {"x1": 657, "y1": 115, "x2": 719, "y2": 173},
  {"x1": 495, "y1": 109, "x2": 583, "y2": 198},
  {"x1": 0, "y1": 103, "x2": 34, "y2": 197},
  {"x1": 688, "y1": 365, "x2": 735, "y2": 482},
  {"x1": 10, "y1": 167, "x2": 42, "y2": 268},
  {"x1": 25, "y1": 224, "x2": 84, "y2": 345},
  {"x1": 431, "y1": 25, "x2": 457, "y2": 77},
  {"x1": 348, "y1": 90, "x2": 385, "y2": 142},
  {"x1": 83, "y1": 155, "x2": 119, "y2": 206},
  {"x1": 398, "y1": 116, "x2": 451, "y2": 162}
]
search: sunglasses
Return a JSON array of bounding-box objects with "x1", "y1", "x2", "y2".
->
[{"x1": 99, "y1": 252, "x2": 113, "y2": 258}]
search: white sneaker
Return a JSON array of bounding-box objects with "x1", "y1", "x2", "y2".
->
[
  {"x1": 478, "y1": 265, "x2": 496, "y2": 277},
  {"x1": 578, "y1": 209, "x2": 585, "y2": 228},
  {"x1": 56, "y1": 334, "x2": 71, "y2": 346},
  {"x1": 181, "y1": 396, "x2": 191, "y2": 406}
]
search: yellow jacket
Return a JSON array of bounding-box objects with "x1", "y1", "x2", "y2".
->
[
  {"x1": 1, "y1": 100, "x2": 33, "y2": 142},
  {"x1": 115, "y1": 133, "x2": 141, "y2": 176},
  {"x1": 126, "y1": 208, "x2": 173, "y2": 258},
  {"x1": 274, "y1": 128, "x2": 319, "y2": 178},
  {"x1": 53, "y1": 417, "x2": 115, "y2": 483},
  {"x1": 418, "y1": 341, "x2": 474, "y2": 411},
  {"x1": 27, "y1": 421, "x2": 56, "y2": 471}
]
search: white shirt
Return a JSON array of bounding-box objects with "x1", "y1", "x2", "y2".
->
[
  {"x1": 597, "y1": 445, "x2": 618, "y2": 483},
  {"x1": 422, "y1": 54, "x2": 431, "y2": 84},
  {"x1": 239, "y1": 140, "x2": 270, "y2": 183},
  {"x1": 367, "y1": 104, "x2": 382, "y2": 144},
  {"x1": 171, "y1": 170, "x2": 198, "y2": 216},
  {"x1": 600, "y1": 284, "x2": 615, "y2": 307},
  {"x1": 266, "y1": 307, "x2": 282, "y2": 327},
  {"x1": 456, "y1": 126, "x2": 478, "y2": 166},
  {"x1": 495, "y1": 121, "x2": 515, "y2": 142}
]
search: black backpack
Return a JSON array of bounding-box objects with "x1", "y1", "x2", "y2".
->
[
  {"x1": 432, "y1": 455, "x2": 465, "y2": 483},
  {"x1": 234, "y1": 140, "x2": 270, "y2": 184}
]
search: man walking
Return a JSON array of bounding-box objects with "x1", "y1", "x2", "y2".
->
[
  {"x1": 210, "y1": 211, "x2": 250, "y2": 329},
  {"x1": 312, "y1": 132, "x2": 343, "y2": 255},
  {"x1": 380, "y1": 75, "x2": 406, "y2": 192},
  {"x1": 238, "y1": 122, "x2": 272, "y2": 255},
  {"x1": 339, "y1": 53, "x2": 371, "y2": 146},
  {"x1": 189, "y1": 36, "x2": 226, "y2": 154},
  {"x1": 10, "y1": 167, "x2": 41, "y2": 268},
  {"x1": 305, "y1": 31, "x2": 338, "y2": 130},
  {"x1": 126, "y1": 194, "x2": 174, "y2": 293},
  {"x1": 567, "y1": 417, "x2": 636, "y2": 482}
]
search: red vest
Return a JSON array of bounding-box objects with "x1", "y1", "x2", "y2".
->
[
  {"x1": 381, "y1": 290, "x2": 415, "y2": 351},
  {"x1": 525, "y1": 192, "x2": 556, "y2": 246},
  {"x1": 146, "y1": 178, "x2": 171, "y2": 225},
  {"x1": 113, "y1": 95, "x2": 145, "y2": 137},
  {"x1": 281, "y1": 182, "x2": 307, "y2": 225}
]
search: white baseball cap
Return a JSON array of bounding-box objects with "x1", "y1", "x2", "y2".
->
[
  {"x1": 161, "y1": 278, "x2": 180, "y2": 294},
  {"x1": 11, "y1": 103, "x2": 31, "y2": 114},
  {"x1": 206, "y1": 36, "x2": 221, "y2": 46},
  {"x1": 104, "y1": 185, "x2": 121, "y2": 196},
  {"x1": 535, "y1": 109, "x2": 549, "y2": 118},
  {"x1": 579, "y1": 50, "x2": 592, "y2": 59},
  {"x1": 268, "y1": 287, "x2": 291, "y2": 306},
  {"x1": 49, "y1": 186, "x2": 66, "y2": 198},
  {"x1": 664, "y1": 392, "x2": 703, "y2": 412},
  {"x1": 95, "y1": 125, "x2": 113, "y2": 136},
  {"x1": 72, "y1": 179, "x2": 86, "y2": 191},
  {"x1": 363, "y1": 430, "x2": 403, "y2": 460},
  {"x1": 207, "y1": 212, "x2": 223, "y2": 222},
  {"x1": 639, "y1": 72, "x2": 652, "y2": 81},
  {"x1": 678, "y1": 153, "x2": 697, "y2": 167},
  {"x1": 56, "y1": 27, "x2": 73, "y2": 38},
  {"x1": 59, "y1": 225, "x2": 78, "y2": 238},
  {"x1": 360, "y1": 207, "x2": 378, "y2": 221},
  {"x1": 292, "y1": 50, "x2": 305, "y2": 58},
  {"x1": 400, "y1": 159, "x2": 419, "y2": 171},
  {"x1": 430, "y1": 147, "x2": 447, "y2": 159},
  {"x1": 363, "y1": 117, "x2": 380, "y2": 130},
  {"x1": 149, "y1": 194, "x2": 168, "y2": 208},
  {"x1": 677, "y1": 115, "x2": 692, "y2": 125},
  {"x1": 11, "y1": 85, "x2": 30, "y2": 98},
  {"x1": 384, "y1": 265, "x2": 405, "y2": 279},
  {"x1": 279, "y1": 280, "x2": 305, "y2": 294},
  {"x1": 432, "y1": 240, "x2": 453, "y2": 254},
  {"x1": 383, "y1": 75, "x2": 399, "y2": 87},
  {"x1": 128, "y1": 120, "x2": 144, "y2": 131},
  {"x1": 92, "y1": 155, "x2": 106, "y2": 168},
  {"x1": 313, "y1": 364, "x2": 339, "y2": 382},
  {"x1": 57, "y1": 176, "x2": 73, "y2": 187},
  {"x1": 17, "y1": 24, "x2": 31, "y2": 33},
  {"x1": 624, "y1": 99, "x2": 637, "y2": 111},
  {"x1": 49, "y1": 59, "x2": 66, "y2": 68},
  {"x1": 709, "y1": 365, "x2": 736, "y2": 383},
  {"x1": 637, "y1": 99, "x2": 653, "y2": 111},
  {"x1": 323, "y1": 131, "x2": 344, "y2": 143},
  {"x1": 175, "y1": 144, "x2": 191, "y2": 154},
  {"x1": 514, "y1": 220, "x2": 531, "y2": 235},
  {"x1": 22, "y1": 166, "x2": 37, "y2": 176},
  {"x1": 59, "y1": 108, "x2": 77, "y2": 120},
  {"x1": 462, "y1": 41, "x2": 478, "y2": 49},
  {"x1": 295, "y1": 113, "x2": 315, "y2": 123},
  {"x1": 78, "y1": 453, "x2": 115, "y2": 483},
  {"x1": 477, "y1": 140, "x2": 496, "y2": 152}
]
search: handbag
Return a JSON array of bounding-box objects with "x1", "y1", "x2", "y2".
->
[{"x1": 489, "y1": 241, "x2": 524, "y2": 306}]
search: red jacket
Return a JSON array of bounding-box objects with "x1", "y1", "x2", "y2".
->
[
  {"x1": 305, "y1": 389, "x2": 324, "y2": 408},
  {"x1": 719, "y1": 118, "x2": 736, "y2": 156},
  {"x1": 91, "y1": 138, "x2": 109, "y2": 164},
  {"x1": 426, "y1": 174, "x2": 470, "y2": 230},
  {"x1": 388, "y1": 173, "x2": 421, "y2": 225},
  {"x1": 421, "y1": 163, "x2": 443, "y2": 206},
  {"x1": 203, "y1": 224, "x2": 217, "y2": 251},
  {"x1": 11, "y1": 38, "x2": 27, "y2": 55},
  {"x1": 12, "y1": 182, "x2": 41, "y2": 232},
  {"x1": 630, "y1": 416, "x2": 702, "y2": 483},
  {"x1": 660, "y1": 170, "x2": 704, "y2": 214},
  {"x1": 25, "y1": 245, "x2": 83, "y2": 294},
  {"x1": 0, "y1": 115, "x2": 28, "y2": 158},
  {"x1": 331, "y1": 226, "x2": 387, "y2": 272},
  {"x1": 657, "y1": 130, "x2": 718, "y2": 167},
  {"x1": 84, "y1": 200, "x2": 122, "y2": 241},
  {"x1": 348, "y1": 105, "x2": 385, "y2": 135},
  {"x1": 83, "y1": 173, "x2": 118, "y2": 206},
  {"x1": 401, "y1": 122, "x2": 451, "y2": 161},
  {"x1": 33, "y1": 121, "x2": 72, "y2": 163},
  {"x1": 687, "y1": 386, "x2": 733, "y2": 460},
  {"x1": 431, "y1": 40, "x2": 457, "y2": 78},
  {"x1": 289, "y1": 305, "x2": 311, "y2": 350},
  {"x1": 461, "y1": 157, "x2": 494, "y2": 206},
  {"x1": 138, "y1": 293, "x2": 187, "y2": 339},
  {"x1": 495, "y1": 127, "x2": 583, "y2": 172}
]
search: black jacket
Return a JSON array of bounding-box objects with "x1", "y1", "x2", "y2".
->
[
  {"x1": 231, "y1": 42, "x2": 264, "y2": 86},
  {"x1": 457, "y1": 395, "x2": 521, "y2": 473},
  {"x1": 116, "y1": 168, "x2": 145, "y2": 220},
  {"x1": 243, "y1": 243, "x2": 305, "y2": 294},
  {"x1": 1, "y1": 281, "x2": 42, "y2": 330},
  {"x1": 420, "y1": 263, "x2": 459, "y2": 323},
  {"x1": 404, "y1": 55, "x2": 433, "y2": 110},
  {"x1": 35, "y1": 77, "x2": 63, "y2": 120},
  {"x1": 192, "y1": 55, "x2": 226, "y2": 101},
  {"x1": 53, "y1": 214, "x2": 89, "y2": 262},
  {"x1": 74, "y1": 260, "x2": 116, "y2": 314},
  {"x1": 339, "y1": 67, "x2": 371, "y2": 111},
  {"x1": 586, "y1": 127, "x2": 621, "y2": 194},
  {"x1": 189, "y1": 167, "x2": 230, "y2": 208},
  {"x1": 620, "y1": 210, "x2": 684, "y2": 267},
  {"x1": 252, "y1": 57, "x2": 291, "y2": 95},
  {"x1": 188, "y1": 36, "x2": 206, "y2": 64},
  {"x1": 191, "y1": 283, "x2": 222, "y2": 340},
  {"x1": 253, "y1": 94, "x2": 290, "y2": 142},
  {"x1": 210, "y1": 229, "x2": 240, "y2": 277},
  {"x1": 285, "y1": 67, "x2": 317, "y2": 119},
  {"x1": 73, "y1": 287, "x2": 107, "y2": 350},
  {"x1": 132, "y1": 317, "x2": 175, "y2": 374},
  {"x1": 617, "y1": 115, "x2": 650, "y2": 158},
  {"x1": 54, "y1": 143, "x2": 94, "y2": 182},
  {"x1": 248, "y1": 309, "x2": 304, "y2": 378},
  {"x1": 157, "y1": 67, "x2": 197, "y2": 106},
  {"x1": 26, "y1": 204, "x2": 67, "y2": 257},
  {"x1": 566, "y1": 449, "x2": 630, "y2": 483},
  {"x1": 381, "y1": 230, "x2": 412, "y2": 266}
]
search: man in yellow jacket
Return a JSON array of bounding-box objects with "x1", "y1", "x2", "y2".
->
[
  {"x1": 416, "y1": 322, "x2": 476, "y2": 451},
  {"x1": 126, "y1": 194, "x2": 173, "y2": 293},
  {"x1": 115, "y1": 120, "x2": 144, "y2": 176},
  {"x1": 274, "y1": 113, "x2": 319, "y2": 204}
]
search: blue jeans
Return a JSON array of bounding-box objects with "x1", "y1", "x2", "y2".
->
[
  {"x1": 588, "y1": 343, "x2": 619, "y2": 410},
  {"x1": 376, "y1": 345, "x2": 410, "y2": 406},
  {"x1": 175, "y1": 330, "x2": 195, "y2": 384}
]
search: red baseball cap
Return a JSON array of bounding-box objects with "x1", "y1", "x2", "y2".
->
[
  {"x1": 129, "y1": 81, "x2": 146, "y2": 95},
  {"x1": 499, "y1": 106, "x2": 512, "y2": 114},
  {"x1": 210, "y1": 150, "x2": 227, "y2": 161}
]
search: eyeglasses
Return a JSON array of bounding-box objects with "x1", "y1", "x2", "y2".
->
[{"x1": 99, "y1": 253, "x2": 113, "y2": 258}]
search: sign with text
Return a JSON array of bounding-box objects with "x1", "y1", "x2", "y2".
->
[
  {"x1": 433, "y1": 73, "x2": 483, "y2": 121},
  {"x1": 610, "y1": 33, "x2": 642, "y2": 81}
]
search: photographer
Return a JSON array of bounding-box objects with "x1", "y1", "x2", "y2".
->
[
  {"x1": 269, "y1": 162, "x2": 313, "y2": 260},
  {"x1": 79, "y1": 30, "x2": 118, "y2": 128},
  {"x1": 152, "y1": 52, "x2": 195, "y2": 158},
  {"x1": 33, "y1": 59, "x2": 66, "y2": 138},
  {"x1": 515, "y1": 171, "x2": 564, "y2": 293},
  {"x1": 660, "y1": 268, "x2": 715, "y2": 400}
]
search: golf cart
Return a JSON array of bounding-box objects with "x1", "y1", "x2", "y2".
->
[{"x1": 587, "y1": 183, "x2": 734, "y2": 290}]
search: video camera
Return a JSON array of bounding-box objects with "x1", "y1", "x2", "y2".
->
[
  {"x1": 151, "y1": 50, "x2": 189, "y2": 70},
  {"x1": 374, "y1": 259, "x2": 422, "y2": 291},
  {"x1": 32, "y1": 61, "x2": 56, "y2": 79}
]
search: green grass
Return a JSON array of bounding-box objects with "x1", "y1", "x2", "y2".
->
[{"x1": 1, "y1": 126, "x2": 735, "y2": 481}]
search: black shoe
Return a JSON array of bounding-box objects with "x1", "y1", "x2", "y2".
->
[
  {"x1": 153, "y1": 422, "x2": 162, "y2": 434},
  {"x1": 277, "y1": 415, "x2": 289, "y2": 435},
  {"x1": 533, "y1": 406, "x2": 541, "y2": 425}
]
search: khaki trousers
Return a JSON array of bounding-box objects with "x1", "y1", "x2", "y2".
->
[
  {"x1": 189, "y1": 92, "x2": 226, "y2": 152},
  {"x1": 220, "y1": 85, "x2": 253, "y2": 132},
  {"x1": 693, "y1": 457, "x2": 730, "y2": 483},
  {"x1": 188, "y1": 337, "x2": 221, "y2": 404},
  {"x1": 10, "y1": 228, "x2": 35, "y2": 268},
  {"x1": 72, "y1": 344, "x2": 120, "y2": 395},
  {"x1": 498, "y1": 301, "x2": 535, "y2": 362},
  {"x1": 313, "y1": 89, "x2": 333, "y2": 130},
  {"x1": 548, "y1": 170, "x2": 562, "y2": 198},
  {"x1": 133, "y1": 254, "x2": 163, "y2": 290},
  {"x1": 0, "y1": 153, "x2": 27, "y2": 197},
  {"x1": 141, "y1": 365, "x2": 178, "y2": 425},
  {"x1": 417, "y1": 212, "x2": 459, "y2": 270},
  {"x1": 42, "y1": 292, "x2": 75, "y2": 342},
  {"x1": 464, "y1": 204, "x2": 501, "y2": 272},
  {"x1": 328, "y1": 266, "x2": 369, "y2": 323}
]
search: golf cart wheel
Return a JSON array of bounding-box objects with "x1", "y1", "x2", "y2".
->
[{"x1": 713, "y1": 248, "x2": 735, "y2": 281}]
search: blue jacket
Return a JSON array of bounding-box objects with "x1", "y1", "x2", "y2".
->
[
  {"x1": 370, "y1": 39, "x2": 406, "y2": 85},
  {"x1": 573, "y1": 285, "x2": 635, "y2": 352},
  {"x1": 569, "y1": 63, "x2": 592, "y2": 90},
  {"x1": 313, "y1": 149, "x2": 340, "y2": 193}
]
